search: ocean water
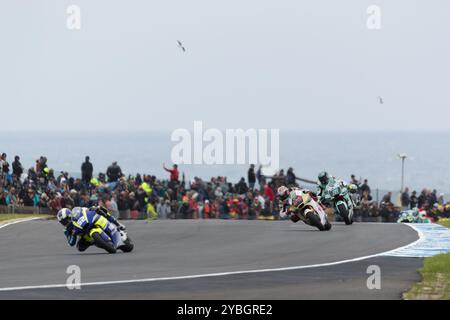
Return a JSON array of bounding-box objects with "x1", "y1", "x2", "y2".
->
[{"x1": 1, "y1": 131, "x2": 449, "y2": 194}]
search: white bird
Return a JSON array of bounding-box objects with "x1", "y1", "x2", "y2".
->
[{"x1": 177, "y1": 40, "x2": 186, "y2": 52}]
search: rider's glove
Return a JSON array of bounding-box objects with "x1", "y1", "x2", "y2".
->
[
  {"x1": 64, "y1": 229, "x2": 71, "y2": 240},
  {"x1": 64, "y1": 229, "x2": 77, "y2": 246},
  {"x1": 68, "y1": 235, "x2": 77, "y2": 246}
]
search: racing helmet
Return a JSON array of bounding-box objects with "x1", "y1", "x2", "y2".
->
[
  {"x1": 71, "y1": 207, "x2": 83, "y2": 219},
  {"x1": 56, "y1": 208, "x2": 72, "y2": 227},
  {"x1": 318, "y1": 171, "x2": 329, "y2": 185},
  {"x1": 419, "y1": 209, "x2": 427, "y2": 219},
  {"x1": 277, "y1": 186, "x2": 290, "y2": 202}
]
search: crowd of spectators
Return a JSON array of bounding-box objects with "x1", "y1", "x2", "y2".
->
[
  {"x1": 351, "y1": 176, "x2": 450, "y2": 222},
  {"x1": 1, "y1": 152, "x2": 449, "y2": 222},
  {"x1": 0, "y1": 154, "x2": 287, "y2": 220}
]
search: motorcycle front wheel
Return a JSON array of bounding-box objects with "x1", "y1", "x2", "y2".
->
[
  {"x1": 337, "y1": 203, "x2": 353, "y2": 225},
  {"x1": 119, "y1": 235, "x2": 134, "y2": 253}
]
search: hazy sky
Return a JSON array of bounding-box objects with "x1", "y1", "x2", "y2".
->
[{"x1": 1, "y1": 1, "x2": 449, "y2": 132}]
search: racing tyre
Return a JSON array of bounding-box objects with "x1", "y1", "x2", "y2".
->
[
  {"x1": 92, "y1": 232, "x2": 117, "y2": 254},
  {"x1": 119, "y1": 236, "x2": 134, "y2": 253},
  {"x1": 337, "y1": 203, "x2": 353, "y2": 225},
  {"x1": 306, "y1": 211, "x2": 325, "y2": 231},
  {"x1": 324, "y1": 221, "x2": 332, "y2": 231}
]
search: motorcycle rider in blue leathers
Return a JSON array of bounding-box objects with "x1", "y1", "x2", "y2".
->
[{"x1": 57, "y1": 206, "x2": 126, "y2": 252}]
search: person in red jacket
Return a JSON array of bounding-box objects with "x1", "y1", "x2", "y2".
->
[
  {"x1": 163, "y1": 163, "x2": 179, "y2": 182},
  {"x1": 264, "y1": 183, "x2": 275, "y2": 202}
]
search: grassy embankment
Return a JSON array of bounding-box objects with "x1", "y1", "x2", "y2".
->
[{"x1": 404, "y1": 218, "x2": 450, "y2": 299}]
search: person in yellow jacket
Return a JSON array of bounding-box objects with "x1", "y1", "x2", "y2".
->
[
  {"x1": 146, "y1": 202, "x2": 158, "y2": 220},
  {"x1": 90, "y1": 177, "x2": 101, "y2": 188},
  {"x1": 140, "y1": 181, "x2": 152, "y2": 194}
]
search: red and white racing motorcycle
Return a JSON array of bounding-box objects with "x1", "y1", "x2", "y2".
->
[{"x1": 280, "y1": 188, "x2": 332, "y2": 231}]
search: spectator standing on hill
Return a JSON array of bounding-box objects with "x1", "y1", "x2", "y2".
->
[
  {"x1": 418, "y1": 189, "x2": 427, "y2": 209},
  {"x1": 401, "y1": 187, "x2": 410, "y2": 210},
  {"x1": 106, "y1": 161, "x2": 122, "y2": 182},
  {"x1": 1, "y1": 153, "x2": 9, "y2": 186},
  {"x1": 12, "y1": 156, "x2": 23, "y2": 179},
  {"x1": 381, "y1": 192, "x2": 392, "y2": 205},
  {"x1": 286, "y1": 168, "x2": 297, "y2": 186},
  {"x1": 248, "y1": 164, "x2": 256, "y2": 190},
  {"x1": 235, "y1": 177, "x2": 249, "y2": 195},
  {"x1": 256, "y1": 165, "x2": 266, "y2": 190},
  {"x1": 410, "y1": 191, "x2": 418, "y2": 209},
  {"x1": 350, "y1": 174, "x2": 360, "y2": 186},
  {"x1": 428, "y1": 189, "x2": 438, "y2": 207},
  {"x1": 37, "y1": 156, "x2": 49, "y2": 178},
  {"x1": 360, "y1": 179, "x2": 371, "y2": 196},
  {"x1": 81, "y1": 156, "x2": 93, "y2": 183},
  {"x1": 0, "y1": 154, "x2": 4, "y2": 186},
  {"x1": 286, "y1": 167, "x2": 297, "y2": 186},
  {"x1": 163, "y1": 163, "x2": 179, "y2": 183}
]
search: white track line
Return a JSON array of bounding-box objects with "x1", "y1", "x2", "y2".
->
[
  {"x1": 0, "y1": 217, "x2": 43, "y2": 230},
  {"x1": 0, "y1": 223, "x2": 424, "y2": 292}
]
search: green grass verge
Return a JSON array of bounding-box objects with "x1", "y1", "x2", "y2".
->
[
  {"x1": 438, "y1": 218, "x2": 450, "y2": 229},
  {"x1": 0, "y1": 214, "x2": 54, "y2": 223},
  {"x1": 404, "y1": 218, "x2": 450, "y2": 300}
]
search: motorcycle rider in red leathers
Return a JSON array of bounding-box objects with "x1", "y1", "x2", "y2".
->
[{"x1": 277, "y1": 186, "x2": 329, "y2": 229}]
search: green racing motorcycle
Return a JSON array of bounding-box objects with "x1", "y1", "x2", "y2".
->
[{"x1": 321, "y1": 180, "x2": 356, "y2": 225}]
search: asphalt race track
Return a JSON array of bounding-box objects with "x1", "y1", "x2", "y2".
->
[{"x1": 0, "y1": 219, "x2": 422, "y2": 299}]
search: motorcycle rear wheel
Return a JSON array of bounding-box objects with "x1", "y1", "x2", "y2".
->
[{"x1": 92, "y1": 232, "x2": 117, "y2": 254}]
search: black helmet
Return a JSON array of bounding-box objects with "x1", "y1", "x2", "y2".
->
[{"x1": 318, "y1": 171, "x2": 329, "y2": 185}]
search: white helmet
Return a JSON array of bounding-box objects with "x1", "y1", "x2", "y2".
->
[
  {"x1": 57, "y1": 208, "x2": 72, "y2": 226},
  {"x1": 277, "y1": 186, "x2": 290, "y2": 201},
  {"x1": 419, "y1": 209, "x2": 427, "y2": 219}
]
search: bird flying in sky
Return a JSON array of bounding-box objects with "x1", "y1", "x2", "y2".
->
[
  {"x1": 378, "y1": 96, "x2": 384, "y2": 104},
  {"x1": 177, "y1": 40, "x2": 186, "y2": 52}
]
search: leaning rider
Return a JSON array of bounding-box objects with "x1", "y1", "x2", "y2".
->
[
  {"x1": 316, "y1": 171, "x2": 358, "y2": 200},
  {"x1": 56, "y1": 206, "x2": 125, "y2": 251},
  {"x1": 277, "y1": 185, "x2": 320, "y2": 223}
]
